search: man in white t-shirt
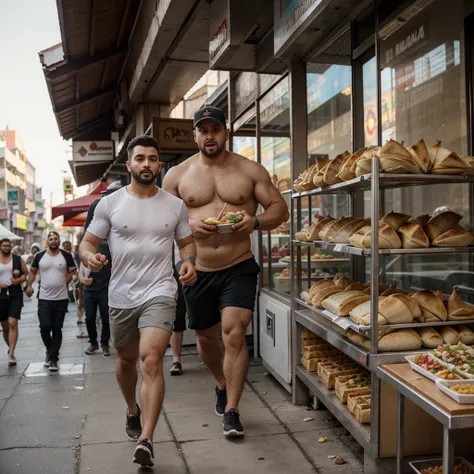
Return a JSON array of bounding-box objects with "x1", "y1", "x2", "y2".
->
[
  {"x1": 26, "y1": 232, "x2": 77, "y2": 372},
  {"x1": 79, "y1": 135, "x2": 197, "y2": 469}
]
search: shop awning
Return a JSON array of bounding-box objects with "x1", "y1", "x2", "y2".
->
[
  {"x1": 52, "y1": 181, "x2": 107, "y2": 220},
  {"x1": 0, "y1": 225, "x2": 23, "y2": 241},
  {"x1": 63, "y1": 212, "x2": 87, "y2": 227}
]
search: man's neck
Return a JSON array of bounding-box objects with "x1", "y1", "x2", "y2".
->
[
  {"x1": 199, "y1": 150, "x2": 229, "y2": 167},
  {"x1": 47, "y1": 248, "x2": 60, "y2": 256},
  {"x1": 127, "y1": 181, "x2": 159, "y2": 199},
  {"x1": 0, "y1": 253, "x2": 11, "y2": 262}
]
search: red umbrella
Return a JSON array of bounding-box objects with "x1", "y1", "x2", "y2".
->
[{"x1": 52, "y1": 181, "x2": 107, "y2": 220}]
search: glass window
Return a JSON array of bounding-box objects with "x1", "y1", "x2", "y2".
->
[
  {"x1": 363, "y1": 56, "x2": 378, "y2": 146},
  {"x1": 259, "y1": 77, "x2": 291, "y2": 297},
  {"x1": 377, "y1": 0, "x2": 474, "y2": 294}
]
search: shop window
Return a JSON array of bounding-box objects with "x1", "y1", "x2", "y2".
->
[
  {"x1": 259, "y1": 77, "x2": 291, "y2": 297},
  {"x1": 377, "y1": 0, "x2": 474, "y2": 292}
]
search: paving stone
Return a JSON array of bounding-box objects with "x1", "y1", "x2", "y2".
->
[
  {"x1": 294, "y1": 430, "x2": 364, "y2": 473},
  {"x1": 23, "y1": 361, "x2": 83, "y2": 377},
  {"x1": 273, "y1": 404, "x2": 329, "y2": 432},
  {"x1": 0, "y1": 412, "x2": 84, "y2": 449},
  {"x1": 82, "y1": 412, "x2": 172, "y2": 445},
  {"x1": 79, "y1": 441, "x2": 185, "y2": 473},
  {"x1": 182, "y1": 433, "x2": 315, "y2": 474},
  {"x1": 0, "y1": 447, "x2": 76, "y2": 474},
  {"x1": 167, "y1": 405, "x2": 285, "y2": 442},
  {"x1": 163, "y1": 385, "x2": 265, "y2": 413}
]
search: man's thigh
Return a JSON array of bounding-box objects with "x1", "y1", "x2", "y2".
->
[
  {"x1": 52, "y1": 300, "x2": 68, "y2": 328},
  {"x1": 221, "y1": 306, "x2": 252, "y2": 337},
  {"x1": 139, "y1": 326, "x2": 171, "y2": 362},
  {"x1": 97, "y1": 291, "x2": 109, "y2": 319},
  {"x1": 137, "y1": 296, "x2": 176, "y2": 334},
  {"x1": 109, "y1": 306, "x2": 140, "y2": 348},
  {"x1": 38, "y1": 300, "x2": 53, "y2": 327}
]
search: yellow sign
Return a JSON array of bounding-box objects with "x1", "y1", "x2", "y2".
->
[
  {"x1": 153, "y1": 119, "x2": 198, "y2": 153},
  {"x1": 15, "y1": 214, "x2": 27, "y2": 231}
]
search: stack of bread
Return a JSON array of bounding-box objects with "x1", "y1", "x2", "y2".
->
[
  {"x1": 293, "y1": 139, "x2": 474, "y2": 192},
  {"x1": 298, "y1": 211, "x2": 473, "y2": 248},
  {"x1": 300, "y1": 275, "x2": 474, "y2": 351},
  {"x1": 300, "y1": 328, "x2": 345, "y2": 373}
]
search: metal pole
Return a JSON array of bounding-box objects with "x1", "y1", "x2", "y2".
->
[
  {"x1": 370, "y1": 157, "x2": 379, "y2": 352},
  {"x1": 442, "y1": 427, "x2": 454, "y2": 474},
  {"x1": 396, "y1": 392, "x2": 405, "y2": 474}
]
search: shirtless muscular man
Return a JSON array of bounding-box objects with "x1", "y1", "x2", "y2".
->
[{"x1": 163, "y1": 105, "x2": 289, "y2": 438}]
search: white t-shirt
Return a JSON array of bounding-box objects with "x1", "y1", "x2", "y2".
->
[
  {"x1": 87, "y1": 187, "x2": 192, "y2": 309},
  {"x1": 32, "y1": 251, "x2": 75, "y2": 301},
  {"x1": 0, "y1": 259, "x2": 12, "y2": 286}
]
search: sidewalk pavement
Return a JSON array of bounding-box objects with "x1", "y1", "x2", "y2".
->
[{"x1": 0, "y1": 296, "x2": 364, "y2": 474}]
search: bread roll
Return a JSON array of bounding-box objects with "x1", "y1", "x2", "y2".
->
[
  {"x1": 349, "y1": 298, "x2": 387, "y2": 325},
  {"x1": 446, "y1": 289, "x2": 474, "y2": 319},
  {"x1": 312, "y1": 286, "x2": 343, "y2": 308},
  {"x1": 306, "y1": 216, "x2": 334, "y2": 241},
  {"x1": 432, "y1": 228, "x2": 473, "y2": 247},
  {"x1": 414, "y1": 214, "x2": 430, "y2": 227},
  {"x1": 322, "y1": 291, "x2": 369, "y2": 316},
  {"x1": 416, "y1": 327, "x2": 443, "y2": 348},
  {"x1": 429, "y1": 141, "x2": 470, "y2": 174},
  {"x1": 345, "y1": 282, "x2": 367, "y2": 292},
  {"x1": 320, "y1": 217, "x2": 354, "y2": 242},
  {"x1": 407, "y1": 138, "x2": 431, "y2": 173},
  {"x1": 300, "y1": 291, "x2": 311, "y2": 303},
  {"x1": 378, "y1": 294, "x2": 414, "y2": 324},
  {"x1": 424, "y1": 211, "x2": 463, "y2": 241},
  {"x1": 337, "y1": 148, "x2": 368, "y2": 181},
  {"x1": 381, "y1": 211, "x2": 411, "y2": 231},
  {"x1": 378, "y1": 328, "x2": 422, "y2": 351},
  {"x1": 296, "y1": 230, "x2": 308, "y2": 242},
  {"x1": 439, "y1": 326, "x2": 461, "y2": 345},
  {"x1": 412, "y1": 290, "x2": 447, "y2": 321},
  {"x1": 354, "y1": 149, "x2": 380, "y2": 177},
  {"x1": 391, "y1": 293, "x2": 421, "y2": 318},
  {"x1": 458, "y1": 325, "x2": 474, "y2": 345},
  {"x1": 333, "y1": 275, "x2": 354, "y2": 289},
  {"x1": 332, "y1": 218, "x2": 367, "y2": 243},
  {"x1": 322, "y1": 152, "x2": 349, "y2": 185},
  {"x1": 309, "y1": 279, "x2": 334, "y2": 298},
  {"x1": 398, "y1": 222, "x2": 430, "y2": 249},
  {"x1": 349, "y1": 226, "x2": 371, "y2": 248}
]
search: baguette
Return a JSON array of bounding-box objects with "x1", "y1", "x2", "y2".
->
[
  {"x1": 439, "y1": 326, "x2": 461, "y2": 345},
  {"x1": 416, "y1": 327, "x2": 443, "y2": 348},
  {"x1": 458, "y1": 325, "x2": 474, "y2": 345}
]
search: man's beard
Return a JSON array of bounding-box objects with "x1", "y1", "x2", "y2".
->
[
  {"x1": 1, "y1": 250, "x2": 11, "y2": 256},
  {"x1": 131, "y1": 169, "x2": 157, "y2": 185},
  {"x1": 199, "y1": 142, "x2": 225, "y2": 158},
  {"x1": 48, "y1": 243, "x2": 59, "y2": 250}
]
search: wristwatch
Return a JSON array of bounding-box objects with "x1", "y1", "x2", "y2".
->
[
  {"x1": 184, "y1": 256, "x2": 196, "y2": 266},
  {"x1": 253, "y1": 216, "x2": 260, "y2": 230}
]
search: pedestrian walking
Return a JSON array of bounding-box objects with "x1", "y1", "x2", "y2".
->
[
  {"x1": 163, "y1": 105, "x2": 289, "y2": 438},
  {"x1": 0, "y1": 238, "x2": 28, "y2": 366},
  {"x1": 25, "y1": 231, "x2": 77, "y2": 372},
  {"x1": 79, "y1": 135, "x2": 197, "y2": 468}
]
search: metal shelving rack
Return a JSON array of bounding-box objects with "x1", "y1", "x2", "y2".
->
[{"x1": 291, "y1": 159, "x2": 474, "y2": 459}]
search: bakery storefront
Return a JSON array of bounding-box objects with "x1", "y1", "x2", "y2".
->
[{"x1": 235, "y1": 0, "x2": 474, "y2": 471}]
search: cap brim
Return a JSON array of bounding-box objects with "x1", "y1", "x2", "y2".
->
[{"x1": 194, "y1": 117, "x2": 226, "y2": 128}]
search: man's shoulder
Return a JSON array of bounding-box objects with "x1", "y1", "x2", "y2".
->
[
  {"x1": 99, "y1": 187, "x2": 125, "y2": 209},
  {"x1": 159, "y1": 188, "x2": 185, "y2": 208}
]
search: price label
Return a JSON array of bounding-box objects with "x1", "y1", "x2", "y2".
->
[{"x1": 359, "y1": 354, "x2": 367, "y2": 365}]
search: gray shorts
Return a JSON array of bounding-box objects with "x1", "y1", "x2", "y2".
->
[{"x1": 109, "y1": 296, "x2": 176, "y2": 347}]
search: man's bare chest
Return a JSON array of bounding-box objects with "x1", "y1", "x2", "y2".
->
[{"x1": 178, "y1": 169, "x2": 254, "y2": 208}]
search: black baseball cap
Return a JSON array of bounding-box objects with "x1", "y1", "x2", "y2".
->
[{"x1": 193, "y1": 105, "x2": 226, "y2": 128}]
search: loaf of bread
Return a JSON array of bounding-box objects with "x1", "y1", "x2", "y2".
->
[
  {"x1": 407, "y1": 138, "x2": 431, "y2": 173},
  {"x1": 416, "y1": 327, "x2": 443, "y2": 348},
  {"x1": 458, "y1": 325, "x2": 474, "y2": 344},
  {"x1": 439, "y1": 326, "x2": 461, "y2": 345}
]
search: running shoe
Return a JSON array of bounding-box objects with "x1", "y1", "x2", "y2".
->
[
  {"x1": 85, "y1": 345, "x2": 99, "y2": 355},
  {"x1": 223, "y1": 409, "x2": 244, "y2": 438},
  {"x1": 133, "y1": 439, "x2": 154, "y2": 467},
  {"x1": 169, "y1": 361, "x2": 183, "y2": 375},
  {"x1": 101, "y1": 345, "x2": 110, "y2": 357},
  {"x1": 125, "y1": 405, "x2": 142, "y2": 441},
  {"x1": 44, "y1": 352, "x2": 50, "y2": 368},
  {"x1": 215, "y1": 386, "x2": 227, "y2": 417},
  {"x1": 49, "y1": 360, "x2": 59, "y2": 372}
]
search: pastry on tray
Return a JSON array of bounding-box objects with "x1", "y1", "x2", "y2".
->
[
  {"x1": 318, "y1": 361, "x2": 362, "y2": 389},
  {"x1": 301, "y1": 356, "x2": 345, "y2": 374},
  {"x1": 348, "y1": 393, "x2": 371, "y2": 415}
]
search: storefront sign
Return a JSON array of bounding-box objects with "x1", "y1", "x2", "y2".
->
[
  {"x1": 63, "y1": 176, "x2": 73, "y2": 195},
  {"x1": 210, "y1": 19, "x2": 229, "y2": 64},
  {"x1": 0, "y1": 208, "x2": 8, "y2": 219},
  {"x1": 274, "y1": 0, "x2": 326, "y2": 55},
  {"x1": 72, "y1": 141, "x2": 114, "y2": 163},
  {"x1": 14, "y1": 214, "x2": 27, "y2": 231},
  {"x1": 153, "y1": 119, "x2": 198, "y2": 153},
  {"x1": 36, "y1": 219, "x2": 46, "y2": 229},
  {"x1": 7, "y1": 189, "x2": 18, "y2": 206}
]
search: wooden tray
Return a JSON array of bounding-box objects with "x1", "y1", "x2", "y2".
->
[{"x1": 382, "y1": 363, "x2": 474, "y2": 416}]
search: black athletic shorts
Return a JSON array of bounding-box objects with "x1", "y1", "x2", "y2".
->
[
  {"x1": 183, "y1": 258, "x2": 260, "y2": 331},
  {"x1": 173, "y1": 269, "x2": 187, "y2": 332},
  {"x1": 0, "y1": 298, "x2": 22, "y2": 322}
]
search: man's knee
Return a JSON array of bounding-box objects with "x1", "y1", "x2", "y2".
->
[
  {"x1": 8, "y1": 319, "x2": 18, "y2": 330},
  {"x1": 140, "y1": 352, "x2": 163, "y2": 377},
  {"x1": 196, "y1": 328, "x2": 219, "y2": 350},
  {"x1": 116, "y1": 345, "x2": 138, "y2": 369}
]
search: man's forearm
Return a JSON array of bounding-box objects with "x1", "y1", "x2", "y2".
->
[
  {"x1": 256, "y1": 202, "x2": 290, "y2": 231},
  {"x1": 179, "y1": 241, "x2": 197, "y2": 261},
  {"x1": 27, "y1": 273, "x2": 36, "y2": 288},
  {"x1": 79, "y1": 241, "x2": 98, "y2": 266}
]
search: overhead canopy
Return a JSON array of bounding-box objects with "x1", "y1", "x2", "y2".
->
[
  {"x1": 0, "y1": 225, "x2": 23, "y2": 241},
  {"x1": 52, "y1": 181, "x2": 107, "y2": 220},
  {"x1": 63, "y1": 212, "x2": 87, "y2": 227}
]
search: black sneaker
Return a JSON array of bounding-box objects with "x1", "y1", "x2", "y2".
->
[
  {"x1": 85, "y1": 345, "x2": 99, "y2": 355},
  {"x1": 125, "y1": 405, "x2": 142, "y2": 441},
  {"x1": 223, "y1": 409, "x2": 244, "y2": 438},
  {"x1": 101, "y1": 345, "x2": 110, "y2": 357},
  {"x1": 49, "y1": 360, "x2": 59, "y2": 372},
  {"x1": 215, "y1": 386, "x2": 227, "y2": 417},
  {"x1": 44, "y1": 352, "x2": 50, "y2": 368},
  {"x1": 133, "y1": 439, "x2": 154, "y2": 467}
]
